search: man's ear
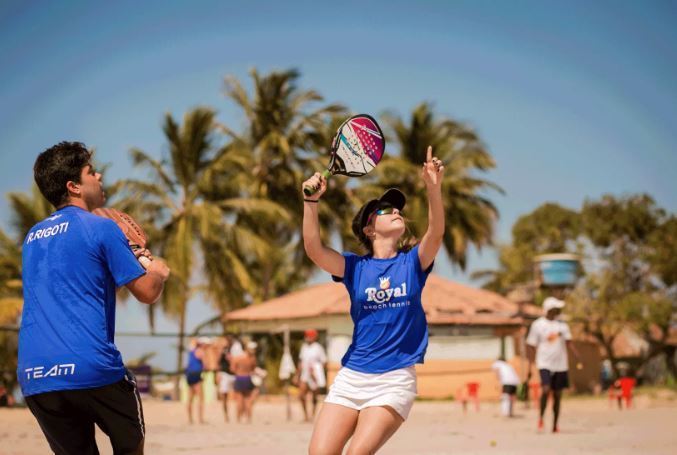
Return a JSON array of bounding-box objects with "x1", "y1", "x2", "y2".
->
[{"x1": 66, "y1": 180, "x2": 81, "y2": 196}]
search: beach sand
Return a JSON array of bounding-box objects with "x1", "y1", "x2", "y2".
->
[{"x1": 1, "y1": 391, "x2": 675, "y2": 454}]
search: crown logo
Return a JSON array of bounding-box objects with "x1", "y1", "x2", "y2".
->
[{"x1": 379, "y1": 276, "x2": 391, "y2": 290}]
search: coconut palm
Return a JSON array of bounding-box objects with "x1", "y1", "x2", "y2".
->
[
  {"x1": 114, "y1": 107, "x2": 288, "y2": 374},
  {"x1": 0, "y1": 185, "x2": 54, "y2": 323},
  {"x1": 0, "y1": 185, "x2": 53, "y2": 388},
  {"x1": 359, "y1": 102, "x2": 502, "y2": 268},
  {"x1": 220, "y1": 69, "x2": 347, "y2": 301}
]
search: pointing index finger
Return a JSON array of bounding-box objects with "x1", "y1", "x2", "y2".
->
[{"x1": 426, "y1": 145, "x2": 433, "y2": 163}]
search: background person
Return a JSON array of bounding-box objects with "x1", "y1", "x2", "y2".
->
[
  {"x1": 216, "y1": 336, "x2": 235, "y2": 422},
  {"x1": 185, "y1": 337, "x2": 210, "y2": 424},
  {"x1": 231, "y1": 341, "x2": 259, "y2": 423},
  {"x1": 296, "y1": 329, "x2": 327, "y2": 422},
  {"x1": 526, "y1": 297, "x2": 581, "y2": 433},
  {"x1": 492, "y1": 357, "x2": 520, "y2": 417}
]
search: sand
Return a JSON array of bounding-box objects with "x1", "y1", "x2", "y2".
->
[{"x1": 1, "y1": 391, "x2": 675, "y2": 454}]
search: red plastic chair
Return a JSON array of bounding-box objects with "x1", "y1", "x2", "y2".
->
[{"x1": 466, "y1": 382, "x2": 480, "y2": 411}]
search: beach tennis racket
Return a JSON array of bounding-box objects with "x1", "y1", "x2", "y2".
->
[
  {"x1": 93, "y1": 207, "x2": 152, "y2": 269},
  {"x1": 303, "y1": 114, "x2": 385, "y2": 195}
]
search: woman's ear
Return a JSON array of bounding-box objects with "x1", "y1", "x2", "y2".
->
[{"x1": 362, "y1": 225, "x2": 374, "y2": 238}]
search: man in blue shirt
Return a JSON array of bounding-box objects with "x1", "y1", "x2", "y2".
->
[{"x1": 18, "y1": 141, "x2": 170, "y2": 455}]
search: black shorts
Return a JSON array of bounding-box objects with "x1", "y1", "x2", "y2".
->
[
  {"x1": 539, "y1": 369, "x2": 569, "y2": 391},
  {"x1": 25, "y1": 371, "x2": 145, "y2": 455},
  {"x1": 502, "y1": 385, "x2": 518, "y2": 395},
  {"x1": 185, "y1": 371, "x2": 203, "y2": 386},
  {"x1": 234, "y1": 375, "x2": 255, "y2": 394}
]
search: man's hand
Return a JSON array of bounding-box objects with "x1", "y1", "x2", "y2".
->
[{"x1": 146, "y1": 257, "x2": 170, "y2": 282}]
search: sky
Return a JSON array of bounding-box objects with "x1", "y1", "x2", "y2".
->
[{"x1": 1, "y1": 0, "x2": 676, "y2": 370}]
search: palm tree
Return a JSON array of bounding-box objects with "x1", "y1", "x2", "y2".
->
[
  {"x1": 0, "y1": 185, "x2": 53, "y2": 388},
  {"x1": 220, "y1": 68, "x2": 346, "y2": 301},
  {"x1": 359, "y1": 102, "x2": 502, "y2": 268},
  {"x1": 0, "y1": 185, "x2": 54, "y2": 321},
  {"x1": 114, "y1": 107, "x2": 288, "y2": 375}
]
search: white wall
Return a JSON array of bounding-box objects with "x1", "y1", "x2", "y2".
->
[{"x1": 425, "y1": 335, "x2": 514, "y2": 360}]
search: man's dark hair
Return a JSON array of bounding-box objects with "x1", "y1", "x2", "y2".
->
[{"x1": 33, "y1": 141, "x2": 92, "y2": 207}]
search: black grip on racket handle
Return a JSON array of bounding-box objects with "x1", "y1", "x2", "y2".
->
[{"x1": 303, "y1": 170, "x2": 331, "y2": 196}]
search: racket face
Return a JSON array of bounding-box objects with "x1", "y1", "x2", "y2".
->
[
  {"x1": 93, "y1": 208, "x2": 148, "y2": 249},
  {"x1": 329, "y1": 114, "x2": 385, "y2": 177}
]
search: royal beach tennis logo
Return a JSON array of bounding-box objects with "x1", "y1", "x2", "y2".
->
[{"x1": 365, "y1": 276, "x2": 408, "y2": 304}]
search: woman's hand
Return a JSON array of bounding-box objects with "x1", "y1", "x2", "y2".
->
[
  {"x1": 302, "y1": 172, "x2": 327, "y2": 200},
  {"x1": 421, "y1": 145, "x2": 444, "y2": 189}
]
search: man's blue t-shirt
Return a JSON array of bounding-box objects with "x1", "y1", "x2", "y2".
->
[
  {"x1": 333, "y1": 245, "x2": 432, "y2": 374},
  {"x1": 17, "y1": 205, "x2": 145, "y2": 396}
]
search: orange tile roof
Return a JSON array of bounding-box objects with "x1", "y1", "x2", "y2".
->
[{"x1": 225, "y1": 274, "x2": 538, "y2": 326}]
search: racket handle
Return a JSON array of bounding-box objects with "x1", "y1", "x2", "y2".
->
[{"x1": 303, "y1": 170, "x2": 331, "y2": 196}]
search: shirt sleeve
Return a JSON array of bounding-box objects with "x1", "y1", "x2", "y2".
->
[
  {"x1": 96, "y1": 218, "x2": 146, "y2": 287},
  {"x1": 318, "y1": 345, "x2": 327, "y2": 364},
  {"x1": 410, "y1": 245, "x2": 433, "y2": 285},
  {"x1": 561, "y1": 322, "x2": 573, "y2": 341},
  {"x1": 526, "y1": 320, "x2": 540, "y2": 347},
  {"x1": 331, "y1": 252, "x2": 359, "y2": 289}
]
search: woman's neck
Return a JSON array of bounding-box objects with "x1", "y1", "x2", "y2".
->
[{"x1": 371, "y1": 237, "x2": 399, "y2": 259}]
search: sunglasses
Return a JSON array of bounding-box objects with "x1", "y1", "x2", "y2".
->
[{"x1": 366, "y1": 206, "x2": 400, "y2": 225}]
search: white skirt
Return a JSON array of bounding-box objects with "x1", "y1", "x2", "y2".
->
[
  {"x1": 324, "y1": 366, "x2": 417, "y2": 420},
  {"x1": 218, "y1": 372, "x2": 235, "y2": 394}
]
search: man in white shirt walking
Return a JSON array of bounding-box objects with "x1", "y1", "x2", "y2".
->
[
  {"x1": 297, "y1": 329, "x2": 327, "y2": 422},
  {"x1": 491, "y1": 357, "x2": 520, "y2": 417},
  {"x1": 526, "y1": 297, "x2": 581, "y2": 433}
]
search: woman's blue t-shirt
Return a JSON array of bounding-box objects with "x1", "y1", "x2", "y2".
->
[{"x1": 333, "y1": 245, "x2": 432, "y2": 374}]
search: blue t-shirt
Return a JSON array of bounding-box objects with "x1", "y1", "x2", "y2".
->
[
  {"x1": 186, "y1": 349, "x2": 203, "y2": 373},
  {"x1": 333, "y1": 245, "x2": 432, "y2": 374},
  {"x1": 17, "y1": 206, "x2": 146, "y2": 396}
]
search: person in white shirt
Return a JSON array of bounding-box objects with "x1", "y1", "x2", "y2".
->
[
  {"x1": 526, "y1": 297, "x2": 581, "y2": 433},
  {"x1": 296, "y1": 329, "x2": 327, "y2": 422},
  {"x1": 491, "y1": 357, "x2": 519, "y2": 417}
]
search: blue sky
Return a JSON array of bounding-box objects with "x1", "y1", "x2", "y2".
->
[{"x1": 2, "y1": 0, "x2": 676, "y2": 369}]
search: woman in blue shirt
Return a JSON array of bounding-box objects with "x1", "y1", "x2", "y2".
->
[
  {"x1": 185, "y1": 337, "x2": 209, "y2": 424},
  {"x1": 302, "y1": 146, "x2": 445, "y2": 454}
]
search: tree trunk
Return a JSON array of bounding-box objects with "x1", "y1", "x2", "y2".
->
[
  {"x1": 262, "y1": 262, "x2": 272, "y2": 302},
  {"x1": 666, "y1": 345, "x2": 677, "y2": 379},
  {"x1": 175, "y1": 301, "x2": 187, "y2": 397}
]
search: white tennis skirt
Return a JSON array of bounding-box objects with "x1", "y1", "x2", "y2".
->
[{"x1": 324, "y1": 366, "x2": 417, "y2": 420}]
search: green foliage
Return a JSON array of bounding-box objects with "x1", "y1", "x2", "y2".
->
[
  {"x1": 473, "y1": 202, "x2": 579, "y2": 294},
  {"x1": 476, "y1": 192, "x2": 674, "y2": 379},
  {"x1": 569, "y1": 194, "x2": 673, "y2": 378},
  {"x1": 512, "y1": 203, "x2": 580, "y2": 252},
  {"x1": 359, "y1": 102, "x2": 502, "y2": 269},
  {"x1": 647, "y1": 216, "x2": 677, "y2": 287},
  {"x1": 220, "y1": 69, "x2": 347, "y2": 301},
  {"x1": 0, "y1": 185, "x2": 53, "y2": 390},
  {"x1": 581, "y1": 194, "x2": 664, "y2": 247}
]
